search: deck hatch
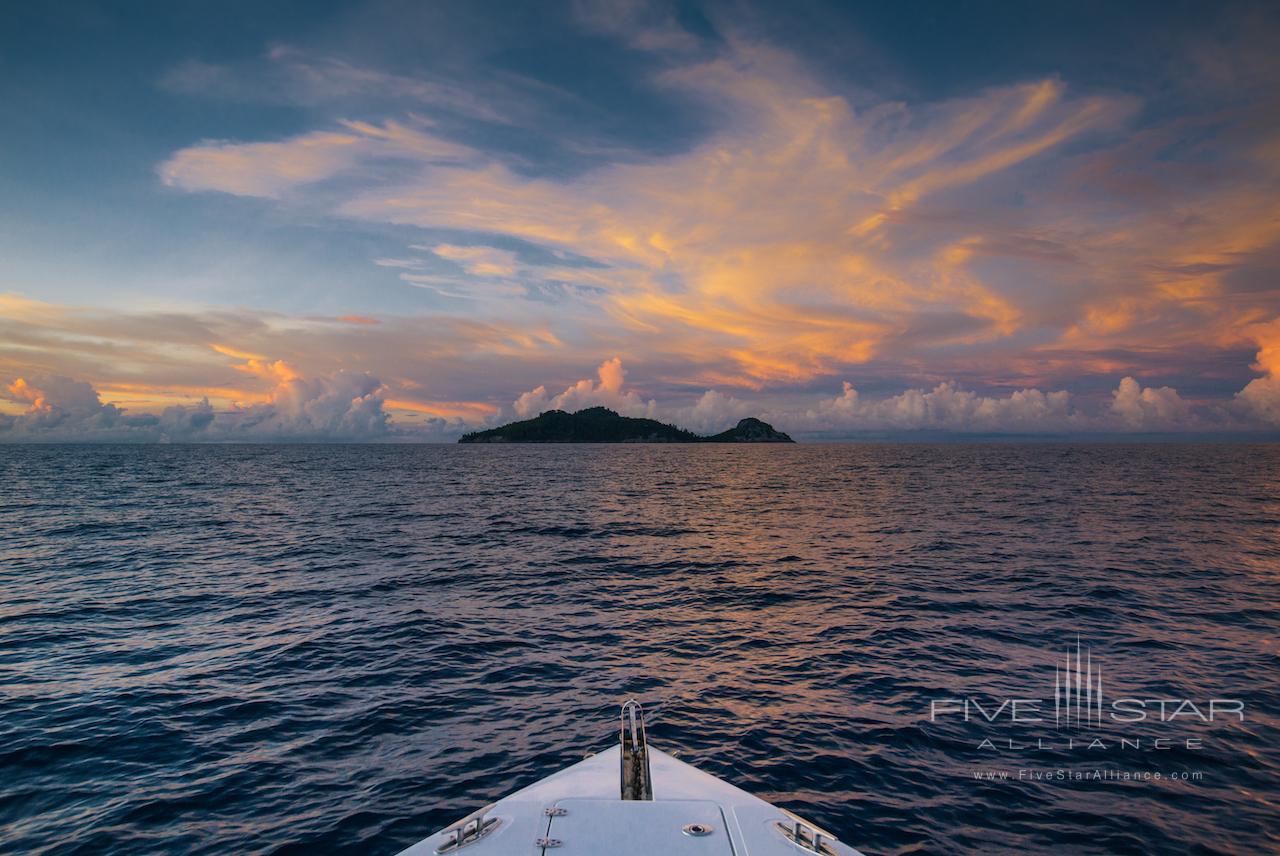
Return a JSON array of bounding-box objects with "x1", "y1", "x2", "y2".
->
[{"x1": 546, "y1": 799, "x2": 733, "y2": 854}]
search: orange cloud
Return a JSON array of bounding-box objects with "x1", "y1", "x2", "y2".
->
[
  {"x1": 319, "y1": 45, "x2": 1137, "y2": 384},
  {"x1": 384, "y1": 398, "x2": 498, "y2": 421},
  {"x1": 212, "y1": 343, "x2": 302, "y2": 384},
  {"x1": 512, "y1": 357, "x2": 657, "y2": 417},
  {"x1": 1235, "y1": 319, "x2": 1280, "y2": 423}
]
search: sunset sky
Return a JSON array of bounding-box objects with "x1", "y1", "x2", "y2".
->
[{"x1": 3, "y1": 0, "x2": 1280, "y2": 440}]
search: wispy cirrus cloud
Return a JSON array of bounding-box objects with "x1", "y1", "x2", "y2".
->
[
  {"x1": 158, "y1": 119, "x2": 472, "y2": 198},
  {"x1": 159, "y1": 41, "x2": 1158, "y2": 388},
  {"x1": 158, "y1": 130, "x2": 365, "y2": 198},
  {"x1": 161, "y1": 44, "x2": 526, "y2": 124}
]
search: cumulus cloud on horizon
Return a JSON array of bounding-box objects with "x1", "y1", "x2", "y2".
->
[
  {"x1": 1233, "y1": 319, "x2": 1280, "y2": 425},
  {"x1": 512, "y1": 357, "x2": 658, "y2": 420},
  {"x1": 795, "y1": 381, "x2": 1079, "y2": 433},
  {"x1": 5, "y1": 363, "x2": 1279, "y2": 442},
  {"x1": 0, "y1": 370, "x2": 395, "y2": 443},
  {"x1": 495, "y1": 357, "x2": 1280, "y2": 438}
]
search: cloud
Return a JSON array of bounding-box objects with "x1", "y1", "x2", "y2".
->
[
  {"x1": 505, "y1": 361, "x2": 1230, "y2": 436},
  {"x1": 1234, "y1": 320, "x2": 1280, "y2": 424},
  {"x1": 231, "y1": 370, "x2": 389, "y2": 439},
  {"x1": 159, "y1": 44, "x2": 1139, "y2": 374},
  {"x1": 3, "y1": 375, "x2": 133, "y2": 434},
  {"x1": 5, "y1": 358, "x2": 1277, "y2": 442},
  {"x1": 384, "y1": 242, "x2": 613, "y2": 303},
  {"x1": 7, "y1": 375, "x2": 108, "y2": 420},
  {"x1": 786, "y1": 374, "x2": 1247, "y2": 434},
  {"x1": 160, "y1": 46, "x2": 517, "y2": 124},
  {"x1": 9, "y1": 14, "x2": 1276, "y2": 438},
  {"x1": 511, "y1": 385, "x2": 550, "y2": 418},
  {"x1": 431, "y1": 244, "x2": 520, "y2": 278},
  {"x1": 673, "y1": 388, "x2": 755, "y2": 433},
  {"x1": 399, "y1": 244, "x2": 528, "y2": 299},
  {"x1": 159, "y1": 120, "x2": 470, "y2": 198},
  {"x1": 0, "y1": 374, "x2": 219, "y2": 441},
  {"x1": 1110, "y1": 376, "x2": 1194, "y2": 430},
  {"x1": 512, "y1": 357, "x2": 656, "y2": 418},
  {"x1": 158, "y1": 130, "x2": 364, "y2": 198},
  {"x1": 6, "y1": 293, "x2": 1280, "y2": 439},
  {"x1": 506, "y1": 361, "x2": 754, "y2": 434},
  {"x1": 571, "y1": 0, "x2": 703, "y2": 53},
  {"x1": 797, "y1": 380, "x2": 1079, "y2": 433},
  {"x1": 0, "y1": 294, "x2": 565, "y2": 420},
  {"x1": 0, "y1": 368, "x2": 390, "y2": 442}
]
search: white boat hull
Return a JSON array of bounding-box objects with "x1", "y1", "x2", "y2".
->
[{"x1": 397, "y1": 745, "x2": 865, "y2": 856}]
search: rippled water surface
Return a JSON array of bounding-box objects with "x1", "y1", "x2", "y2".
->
[{"x1": 3, "y1": 444, "x2": 1279, "y2": 855}]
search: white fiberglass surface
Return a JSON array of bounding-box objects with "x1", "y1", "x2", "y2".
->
[{"x1": 396, "y1": 746, "x2": 865, "y2": 856}]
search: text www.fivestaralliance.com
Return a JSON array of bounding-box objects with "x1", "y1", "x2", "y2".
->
[{"x1": 971, "y1": 769, "x2": 1205, "y2": 782}]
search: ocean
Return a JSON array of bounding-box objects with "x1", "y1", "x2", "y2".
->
[{"x1": 2, "y1": 443, "x2": 1277, "y2": 854}]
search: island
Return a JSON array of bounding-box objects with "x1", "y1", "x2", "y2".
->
[{"x1": 457, "y1": 407, "x2": 795, "y2": 443}]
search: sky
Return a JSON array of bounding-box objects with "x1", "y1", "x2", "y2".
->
[{"x1": 3, "y1": 0, "x2": 1280, "y2": 441}]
